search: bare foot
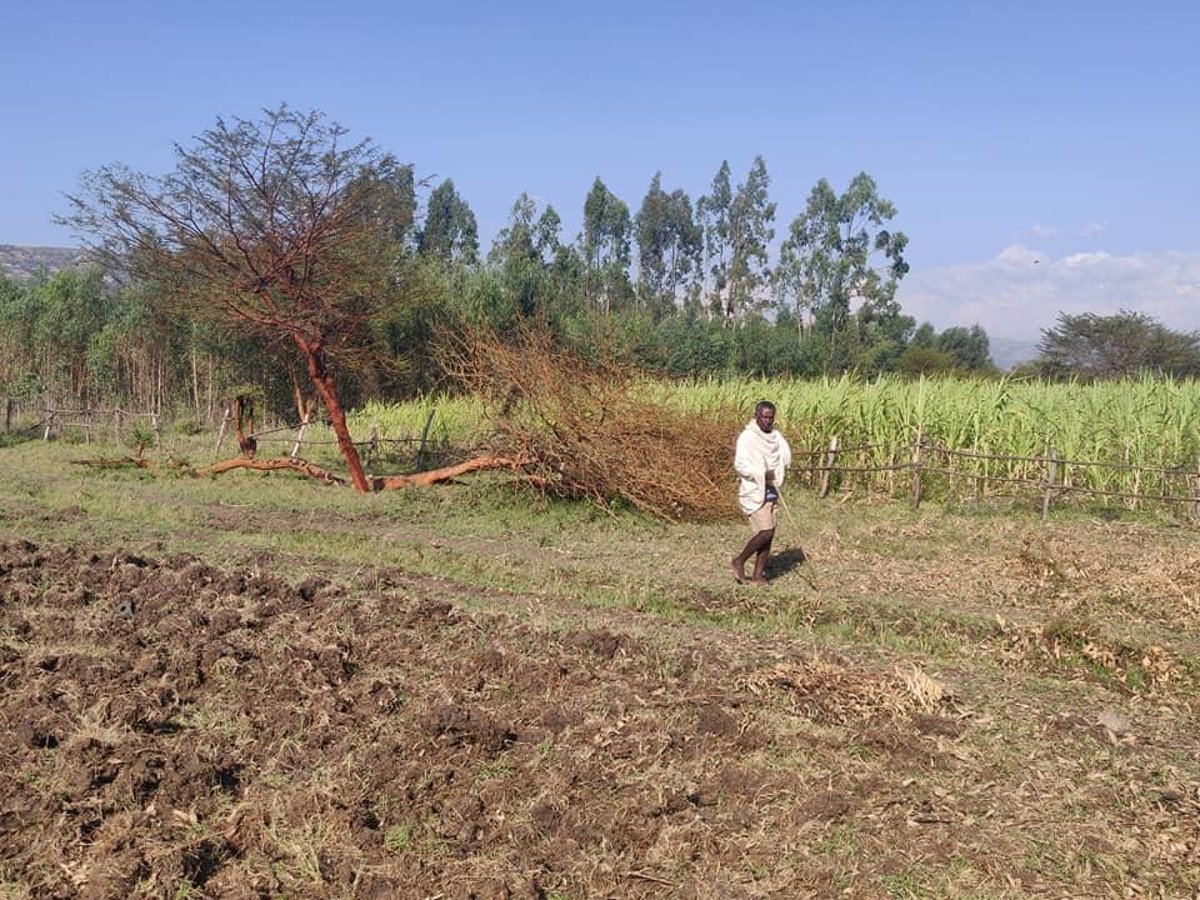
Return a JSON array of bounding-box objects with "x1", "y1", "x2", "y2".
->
[
  {"x1": 730, "y1": 558, "x2": 745, "y2": 584},
  {"x1": 749, "y1": 578, "x2": 770, "y2": 587}
]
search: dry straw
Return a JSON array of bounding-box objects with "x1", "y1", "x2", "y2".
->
[{"x1": 441, "y1": 324, "x2": 742, "y2": 521}]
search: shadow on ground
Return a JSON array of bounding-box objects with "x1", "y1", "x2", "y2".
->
[{"x1": 766, "y1": 545, "x2": 809, "y2": 579}]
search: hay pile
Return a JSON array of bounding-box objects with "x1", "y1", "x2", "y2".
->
[{"x1": 444, "y1": 326, "x2": 740, "y2": 521}]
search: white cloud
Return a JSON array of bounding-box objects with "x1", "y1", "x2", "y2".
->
[
  {"x1": 896, "y1": 246, "x2": 1200, "y2": 341},
  {"x1": 1081, "y1": 220, "x2": 1107, "y2": 237},
  {"x1": 995, "y1": 244, "x2": 1043, "y2": 267},
  {"x1": 1030, "y1": 223, "x2": 1060, "y2": 238}
]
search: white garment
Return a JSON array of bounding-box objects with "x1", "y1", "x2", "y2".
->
[{"x1": 734, "y1": 420, "x2": 792, "y2": 515}]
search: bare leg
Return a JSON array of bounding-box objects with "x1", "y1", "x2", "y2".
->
[
  {"x1": 751, "y1": 530, "x2": 775, "y2": 584},
  {"x1": 732, "y1": 528, "x2": 774, "y2": 584}
]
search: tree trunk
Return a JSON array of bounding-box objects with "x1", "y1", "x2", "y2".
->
[
  {"x1": 195, "y1": 455, "x2": 345, "y2": 484},
  {"x1": 191, "y1": 343, "x2": 201, "y2": 421},
  {"x1": 373, "y1": 454, "x2": 526, "y2": 490},
  {"x1": 295, "y1": 336, "x2": 371, "y2": 493}
]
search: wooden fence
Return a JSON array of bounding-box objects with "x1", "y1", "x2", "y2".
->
[
  {"x1": 798, "y1": 432, "x2": 1200, "y2": 520},
  {"x1": 22, "y1": 408, "x2": 1200, "y2": 520},
  {"x1": 21, "y1": 407, "x2": 164, "y2": 449}
]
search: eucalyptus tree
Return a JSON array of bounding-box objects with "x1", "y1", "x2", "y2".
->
[
  {"x1": 5, "y1": 267, "x2": 110, "y2": 408},
  {"x1": 489, "y1": 193, "x2": 562, "y2": 269},
  {"x1": 0, "y1": 276, "x2": 42, "y2": 416},
  {"x1": 484, "y1": 192, "x2": 567, "y2": 321},
  {"x1": 699, "y1": 158, "x2": 775, "y2": 322},
  {"x1": 634, "y1": 172, "x2": 702, "y2": 317},
  {"x1": 775, "y1": 171, "x2": 909, "y2": 369},
  {"x1": 418, "y1": 178, "x2": 479, "y2": 267},
  {"x1": 697, "y1": 161, "x2": 733, "y2": 318},
  {"x1": 580, "y1": 177, "x2": 632, "y2": 315},
  {"x1": 61, "y1": 104, "x2": 416, "y2": 492},
  {"x1": 726, "y1": 156, "x2": 776, "y2": 321}
]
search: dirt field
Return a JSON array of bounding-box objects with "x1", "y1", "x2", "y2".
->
[{"x1": 2, "y1": 456, "x2": 1200, "y2": 898}]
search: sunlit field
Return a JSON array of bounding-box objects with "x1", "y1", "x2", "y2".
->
[{"x1": 326, "y1": 374, "x2": 1200, "y2": 508}]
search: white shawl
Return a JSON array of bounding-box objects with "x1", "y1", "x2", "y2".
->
[{"x1": 734, "y1": 420, "x2": 792, "y2": 515}]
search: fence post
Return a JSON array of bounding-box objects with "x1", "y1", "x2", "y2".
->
[
  {"x1": 215, "y1": 407, "x2": 231, "y2": 453},
  {"x1": 911, "y1": 427, "x2": 924, "y2": 509},
  {"x1": 1042, "y1": 444, "x2": 1058, "y2": 521},
  {"x1": 366, "y1": 421, "x2": 380, "y2": 466},
  {"x1": 416, "y1": 409, "x2": 436, "y2": 471},
  {"x1": 1193, "y1": 455, "x2": 1200, "y2": 521},
  {"x1": 152, "y1": 413, "x2": 161, "y2": 451},
  {"x1": 818, "y1": 435, "x2": 839, "y2": 498},
  {"x1": 43, "y1": 408, "x2": 55, "y2": 442},
  {"x1": 113, "y1": 408, "x2": 123, "y2": 446},
  {"x1": 291, "y1": 417, "x2": 310, "y2": 459}
]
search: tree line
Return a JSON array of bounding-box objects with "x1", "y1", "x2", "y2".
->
[{"x1": 2, "y1": 106, "x2": 1197, "y2": 445}]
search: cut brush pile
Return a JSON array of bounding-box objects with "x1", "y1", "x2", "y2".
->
[{"x1": 443, "y1": 325, "x2": 741, "y2": 521}]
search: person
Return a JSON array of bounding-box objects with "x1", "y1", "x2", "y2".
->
[{"x1": 731, "y1": 400, "x2": 792, "y2": 585}]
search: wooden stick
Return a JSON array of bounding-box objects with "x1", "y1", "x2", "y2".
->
[
  {"x1": 819, "y1": 434, "x2": 839, "y2": 498},
  {"x1": 1042, "y1": 444, "x2": 1058, "y2": 521},
  {"x1": 911, "y1": 426, "x2": 924, "y2": 509}
]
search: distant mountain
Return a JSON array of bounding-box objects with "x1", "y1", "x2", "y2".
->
[
  {"x1": 989, "y1": 336, "x2": 1040, "y2": 371},
  {"x1": 0, "y1": 245, "x2": 91, "y2": 282}
]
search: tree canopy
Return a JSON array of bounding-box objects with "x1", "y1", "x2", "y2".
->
[
  {"x1": 60, "y1": 104, "x2": 416, "y2": 490},
  {"x1": 775, "y1": 172, "x2": 909, "y2": 371},
  {"x1": 1034, "y1": 310, "x2": 1200, "y2": 380}
]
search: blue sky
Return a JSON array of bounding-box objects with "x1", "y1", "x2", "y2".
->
[{"x1": 3, "y1": 0, "x2": 1198, "y2": 341}]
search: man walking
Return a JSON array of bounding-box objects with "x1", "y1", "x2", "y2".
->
[{"x1": 731, "y1": 400, "x2": 792, "y2": 585}]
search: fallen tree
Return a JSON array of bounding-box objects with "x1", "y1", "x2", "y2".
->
[
  {"x1": 77, "y1": 323, "x2": 743, "y2": 520},
  {"x1": 193, "y1": 453, "x2": 528, "y2": 490}
]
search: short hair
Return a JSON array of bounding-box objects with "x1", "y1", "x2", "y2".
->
[{"x1": 755, "y1": 400, "x2": 776, "y2": 415}]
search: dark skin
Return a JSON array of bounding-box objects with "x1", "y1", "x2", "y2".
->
[
  {"x1": 730, "y1": 527, "x2": 774, "y2": 585},
  {"x1": 731, "y1": 405, "x2": 777, "y2": 586}
]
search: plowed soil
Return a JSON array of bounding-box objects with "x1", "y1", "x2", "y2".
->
[{"x1": 1, "y1": 529, "x2": 1198, "y2": 899}]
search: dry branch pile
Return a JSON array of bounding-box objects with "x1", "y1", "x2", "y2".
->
[{"x1": 444, "y1": 326, "x2": 741, "y2": 521}]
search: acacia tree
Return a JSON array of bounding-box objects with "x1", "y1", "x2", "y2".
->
[
  {"x1": 60, "y1": 105, "x2": 414, "y2": 492},
  {"x1": 1035, "y1": 311, "x2": 1200, "y2": 379}
]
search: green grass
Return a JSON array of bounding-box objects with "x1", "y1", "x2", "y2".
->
[{"x1": 2, "y1": 437, "x2": 1198, "y2": 689}]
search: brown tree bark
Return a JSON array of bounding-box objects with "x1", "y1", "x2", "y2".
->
[
  {"x1": 294, "y1": 335, "x2": 372, "y2": 493},
  {"x1": 372, "y1": 455, "x2": 527, "y2": 490},
  {"x1": 194, "y1": 456, "x2": 346, "y2": 484},
  {"x1": 191, "y1": 454, "x2": 524, "y2": 489}
]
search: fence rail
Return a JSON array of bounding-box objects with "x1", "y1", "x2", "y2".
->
[
  {"x1": 21, "y1": 408, "x2": 1200, "y2": 520},
  {"x1": 16, "y1": 406, "x2": 164, "y2": 448},
  {"x1": 798, "y1": 432, "x2": 1200, "y2": 520}
]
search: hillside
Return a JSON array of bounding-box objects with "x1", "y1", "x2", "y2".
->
[
  {"x1": 0, "y1": 244, "x2": 91, "y2": 282},
  {"x1": 989, "y1": 335, "x2": 1039, "y2": 369}
]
